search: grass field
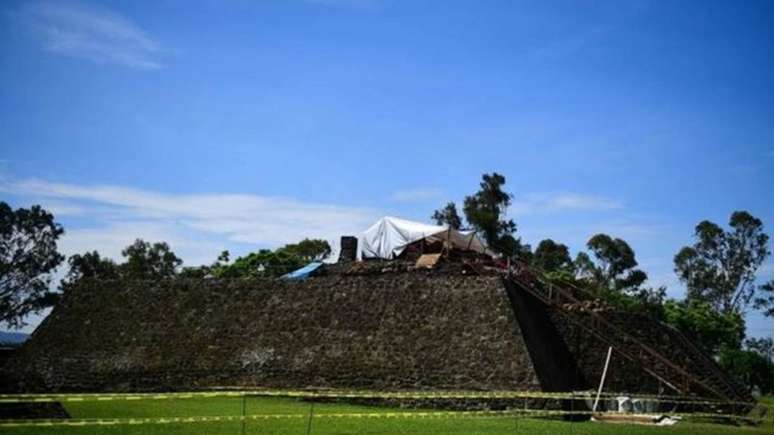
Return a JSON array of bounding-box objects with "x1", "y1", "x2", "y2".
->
[{"x1": 2, "y1": 395, "x2": 772, "y2": 435}]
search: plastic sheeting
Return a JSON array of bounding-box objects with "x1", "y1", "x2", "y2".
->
[
  {"x1": 359, "y1": 216, "x2": 489, "y2": 260},
  {"x1": 281, "y1": 262, "x2": 324, "y2": 280}
]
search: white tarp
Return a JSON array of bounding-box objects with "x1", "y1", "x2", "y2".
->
[{"x1": 359, "y1": 216, "x2": 489, "y2": 260}]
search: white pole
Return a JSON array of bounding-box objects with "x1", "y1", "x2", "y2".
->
[{"x1": 592, "y1": 346, "x2": 613, "y2": 413}]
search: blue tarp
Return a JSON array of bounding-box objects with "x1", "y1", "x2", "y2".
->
[{"x1": 281, "y1": 262, "x2": 324, "y2": 281}]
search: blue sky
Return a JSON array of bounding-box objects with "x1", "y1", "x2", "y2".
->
[{"x1": 0, "y1": 0, "x2": 772, "y2": 336}]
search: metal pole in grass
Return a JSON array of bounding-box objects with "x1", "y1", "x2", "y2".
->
[
  {"x1": 305, "y1": 401, "x2": 315, "y2": 435},
  {"x1": 241, "y1": 394, "x2": 246, "y2": 435},
  {"x1": 570, "y1": 392, "x2": 574, "y2": 435}
]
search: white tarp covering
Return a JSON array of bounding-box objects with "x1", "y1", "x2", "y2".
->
[{"x1": 359, "y1": 216, "x2": 489, "y2": 260}]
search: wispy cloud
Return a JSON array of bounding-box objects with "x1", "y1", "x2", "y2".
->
[
  {"x1": 390, "y1": 188, "x2": 442, "y2": 203},
  {"x1": 510, "y1": 193, "x2": 623, "y2": 216},
  {"x1": 1, "y1": 178, "x2": 378, "y2": 264},
  {"x1": 20, "y1": 1, "x2": 164, "y2": 70}
]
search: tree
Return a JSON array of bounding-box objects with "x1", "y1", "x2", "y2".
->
[
  {"x1": 575, "y1": 234, "x2": 664, "y2": 312},
  {"x1": 533, "y1": 239, "x2": 573, "y2": 273},
  {"x1": 674, "y1": 211, "x2": 770, "y2": 315},
  {"x1": 462, "y1": 173, "x2": 526, "y2": 257},
  {"x1": 576, "y1": 234, "x2": 648, "y2": 293},
  {"x1": 718, "y1": 348, "x2": 774, "y2": 394},
  {"x1": 0, "y1": 202, "x2": 64, "y2": 328},
  {"x1": 746, "y1": 337, "x2": 774, "y2": 363},
  {"x1": 178, "y1": 250, "x2": 230, "y2": 279},
  {"x1": 216, "y1": 249, "x2": 304, "y2": 278},
  {"x1": 277, "y1": 239, "x2": 331, "y2": 262},
  {"x1": 120, "y1": 239, "x2": 182, "y2": 279},
  {"x1": 753, "y1": 280, "x2": 774, "y2": 318},
  {"x1": 431, "y1": 202, "x2": 463, "y2": 230},
  {"x1": 60, "y1": 251, "x2": 119, "y2": 292},
  {"x1": 663, "y1": 299, "x2": 745, "y2": 356}
]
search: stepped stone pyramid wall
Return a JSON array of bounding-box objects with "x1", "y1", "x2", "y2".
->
[
  {"x1": 3, "y1": 273, "x2": 541, "y2": 392},
  {"x1": 1, "y1": 267, "x2": 747, "y2": 400}
]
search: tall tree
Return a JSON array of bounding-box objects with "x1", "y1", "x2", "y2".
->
[
  {"x1": 462, "y1": 173, "x2": 525, "y2": 256},
  {"x1": 120, "y1": 239, "x2": 182, "y2": 279},
  {"x1": 431, "y1": 202, "x2": 463, "y2": 230},
  {"x1": 533, "y1": 239, "x2": 573, "y2": 273},
  {"x1": 60, "y1": 251, "x2": 120, "y2": 292},
  {"x1": 674, "y1": 211, "x2": 770, "y2": 315},
  {"x1": 575, "y1": 234, "x2": 648, "y2": 293},
  {"x1": 0, "y1": 202, "x2": 64, "y2": 328},
  {"x1": 575, "y1": 233, "x2": 664, "y2": 310}
]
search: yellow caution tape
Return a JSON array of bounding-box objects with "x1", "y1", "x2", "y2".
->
[
  {"x1": 0, "y1": 409, "x2": 764, "y2": 428},
  {"x1": 0, "y1": 389, "x2": 756, "y2": 406}
]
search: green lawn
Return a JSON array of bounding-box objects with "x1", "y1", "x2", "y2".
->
[{"x1": 1, "y1": 396, "x2": 771, "y2": 435}]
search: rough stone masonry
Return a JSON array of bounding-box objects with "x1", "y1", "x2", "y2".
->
[{"x1": 3, "y1": 271, "x2": 544, "y2": 393}]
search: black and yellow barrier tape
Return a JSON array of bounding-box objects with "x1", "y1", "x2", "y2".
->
[
  {"x1": 0, "y1": 409, "x2": 766, "y2": 428},
  {"x1": 0, "y1": 389, "x2": 756, "y2": 407}
]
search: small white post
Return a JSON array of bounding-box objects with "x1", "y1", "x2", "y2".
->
[{"x1": 593, "y1": 346, "x2": 613, "y2": 413}]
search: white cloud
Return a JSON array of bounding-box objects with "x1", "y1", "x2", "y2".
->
[
  {"x1": 390, "y1": 188, "x2": 442, "y2": 203},
  {"x1": 510, "y1": 193, "x2": 623, "y2": 216},
  {"x1": 1, "y1": 178, "x2": 378, "y2": 265},
  {"x1": 57, "y1": 221, "x2": 225, "y2": 267},
  {"x1": 21, "y1": 1, "x2": 163, "y2": 69}
]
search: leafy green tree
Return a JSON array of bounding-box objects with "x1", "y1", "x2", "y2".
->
[
  {"x1": 718, "y1": 348, "x2": 774, "y2": 394},
  {"x1": 746, "y1": 337, "x2": 774, "y2": 363},
  {"x1": 60, "y1": 251, "x2": 120, "y2": 292},
  {"x1": 533, "y1": 239, "x2": 573, "y2": 273},
  {"x1": 462, "y1": 173, "x2": 526, "y2": 257},
  {"x1": 753, "y1": 280, "x2": 774, "y2": 317},
  {"x1": 179, "y1": 250, "x2": 231, "y2": 279},
  {"x1": 120, "y1": 239, "x2": 182, "y2": 279},
  {"x1": 217, "y1": 249, "x2": 304, "y2": 278},
  {"x1": 663, "y1": 299, "x2": 745, "y2": 356},
  {"x1": 0, "y1": 202, "x2": 64, "y2": 328},
  {"x1": 576, "y1": 234, "x2": 648, "y2": 292},
  {"x1": 431, "y1": 202, "x2": 463, "y2": 230},
  {"x1": 575, "y1": 234, "x2": 664, "y2": 312},
  {"x1": 277, "y1": 239, "x2": 331, "y2": 262},
  {"x1": 674, "y1": 211, "x2": 770, "y2": 315},
  {"x1": 0, "y1": 202, "x2": 64, "y2": 327}
]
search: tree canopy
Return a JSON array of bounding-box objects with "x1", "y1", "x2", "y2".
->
[
  {"x1": 755, "y1": 280, "x2": 774, "y2": 317},
  {"x1": 431, "y1": 202, "x2": 463, "y2": 230},
  {"x1": 674, "y1": 211, "x2": 771, "y2": 315},
  {"x1": 121, "y1": 239, "x2": 183, "y2": 280},
  {"x1": 573, "y1": 234, "x2": 664, "y2": 312},
  {"x1": 60, "y1": 251, "x2": 120, "y2": 292},
  {"x1": 276, "y1": 239, "x2": 331, "y2": 262},
  {"x1": 532, "y1": 239, "x2": 573, "y2": 273},
  {"x1": 461, "y1": 173, "x2": 527, "y2": 257},
  {"x1": 213, "y1": 239, "x2": 330, "y2": 278},
  {"x1": 575, "y1": 234, "x2": 648, "y2": 293},
  {"x1": 0, "y1": 202, "x2": 64, "y2": 328},
  {"x1": 663, "y1": 299, "x2": 745, "y2": 356},
  {"x1": 216, "y1": 249, "x2": 304, "y2": 278}
]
